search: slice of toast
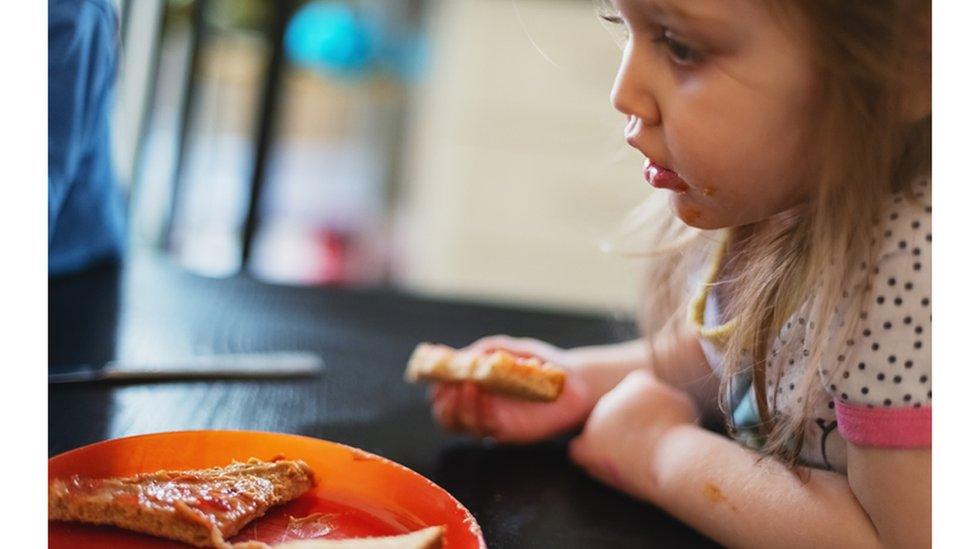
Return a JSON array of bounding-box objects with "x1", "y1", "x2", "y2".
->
[
  {"x1": 405, "y1": 343, "x2": 565, "y2": 402},
  {"x1": 269, "y1": 525, "x2": 444, "y2": 549},
  {"x1": 49, "y1": 458, "x2": 315, "y2": 548}
]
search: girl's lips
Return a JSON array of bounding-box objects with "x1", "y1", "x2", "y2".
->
[{"x1": 643, "y1": 160, "x2": 689, "y2": 193}]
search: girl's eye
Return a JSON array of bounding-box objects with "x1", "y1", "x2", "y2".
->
[
  {"x1": 660, "y1": 30, "x2": 703, "y2": 66},
  {"x1": 598, "y1": 13, "x2": 704, "y2": 67}
]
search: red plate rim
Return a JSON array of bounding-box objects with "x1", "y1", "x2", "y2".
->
[{"x1": 49, "y1": 429, "x2": 487, "y2": 548}]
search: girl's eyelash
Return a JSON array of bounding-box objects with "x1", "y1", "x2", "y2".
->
[
  {"x1": 598, "y1": 10, "x2": 629, "y2": 48},
  {"x1": 656, "y1": 30, "x2": 704, "y2": 66},
  {"x1": 597, "y1": 11, "x2": 704, "y2": 67}
]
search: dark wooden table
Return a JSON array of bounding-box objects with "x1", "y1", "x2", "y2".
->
[{"x1": 49, "y1": 252, "x2": 717, "y2": 548}]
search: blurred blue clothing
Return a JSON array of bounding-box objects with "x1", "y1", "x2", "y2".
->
[{"x1": 49, "y1": 0, "x2": 125, "y2": 276}]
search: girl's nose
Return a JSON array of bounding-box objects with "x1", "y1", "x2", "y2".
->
[{"x1": 610, "y1": 44, "x2": 661, "y2": 127}]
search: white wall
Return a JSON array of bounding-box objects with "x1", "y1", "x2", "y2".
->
[{"x1": 398, "y1": 0, "x2": 649, "y2": 313}]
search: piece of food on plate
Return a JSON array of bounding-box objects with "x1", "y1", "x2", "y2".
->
[
  {"x1": 269, "y1": 525, "x2": 444, "y2": 549},
  {"x1": 405, "y1": 342, "x2": 565, "y2": 402},
  {"x1": 49, "y1": 457, "x2": 315, "y2": 548}
]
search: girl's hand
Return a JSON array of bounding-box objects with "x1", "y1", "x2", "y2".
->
[
  {"x1": 568, "y1": 369, "x2": 698, "y2": 500},
  {"x1": 428, "y1": 335, "x2": 593, "y2": 444}
]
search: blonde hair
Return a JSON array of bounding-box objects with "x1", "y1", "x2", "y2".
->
[{"x1": 617, "y1": 0, "x2": 931, "y2": 466}]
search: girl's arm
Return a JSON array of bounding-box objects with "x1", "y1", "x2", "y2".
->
[
  {"x1": 428, "y1": 326, "x2": 717, "y2": 444},
  {"x1": 569, "y1": 370, "x2": 931, "y2": 549},
  {"x1": 846, "y1": 445, "x2": 931, "y2": 548},
  {"x1": 649, "y1": 427, "x2": 929, "y2": 548},
  {"x1": 564, "y1": 338, "x2": 651, "y2": 405},
  {"x1": 571, "y1": 326, "x2": 717, "y2": 413},
  {"x1": 568, "y1": 327, "x2": 718, "y2": 410},
  {"x1": 646, "y1": 326, "x2": 720, "y2": 415}
]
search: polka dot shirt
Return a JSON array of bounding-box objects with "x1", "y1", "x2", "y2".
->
[{"x1": 692, "y1": 177, "x2": 931, "y2": 472}]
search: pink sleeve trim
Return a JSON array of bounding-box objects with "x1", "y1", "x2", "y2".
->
[{"x1": 834, "y1": 399, "x2": 931, "y2": 448}]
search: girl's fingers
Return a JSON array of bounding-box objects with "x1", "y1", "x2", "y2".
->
[
  {"x1": 427, "y1": 383, "x2": 444, "y2": 404},
  {"x1": 477, "y1": 387, "x2": 500, "y2": 438},
  {"x1": 430, "y1": 368, "x2": 584, "y2": 442},
  {"x1": 429, "y1": 383, "x2": 451, "y2": 426},
  {"x1": 432, "y1": 384, "x2": 461, "y2": 431},
  {"x1": 431, "y1": 380, "x2": 499, "y2": 439},
  {"x1": 466, "y1": 335, "x2": 555, "y2": 361},
  {"x1": 456, "y1": 382, "x2": 485, "y2": 436},
  {"x1": 431, "y1": 382, "x2": 492, "y2": 438},
  {"x1": 467, "y1": 335, "x2": 514, "y2": 354}
]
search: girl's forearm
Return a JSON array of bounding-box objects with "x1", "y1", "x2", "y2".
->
[
  {"x1": 568, "y1": 331, "x2": 719, "y2": 414},
  {"x1": 646, "y1": 425, "x2": 881, "y2": 549},
  {"x1": 647, "y1": 328, "x2": 719, "y2": 413},
  {"x1": 569, "y1": 339, "x2": 651, "y2": 403}
]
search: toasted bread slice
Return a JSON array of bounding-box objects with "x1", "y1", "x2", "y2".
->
[
  {"x1": 49, "y1": 458, "x2": 315, "y2": 548},
  {"x1": 269, "y1": 525, "x2": 444, "y2": 549},
  {"x1": 405, "y1": 343, "x2": 565, "y2": 402}
]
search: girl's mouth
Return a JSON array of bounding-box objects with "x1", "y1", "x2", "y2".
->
[{"x1": 643, "y1": 159, "x2": 689, "y2": 193}]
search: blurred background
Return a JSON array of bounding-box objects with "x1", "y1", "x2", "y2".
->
[{"x1": 111, "y1": 0, "x2": 648, "y2": 314}]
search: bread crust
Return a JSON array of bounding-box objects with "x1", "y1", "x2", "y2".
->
[
  {"x1": 49, "y1": 458, "x2": 315, "y2": 548},
  {"x1": 268, "y1": 525, "x2": 444, "y2": 549},
  {"x1": 405, "y1": 343, "x2": 565, "y2": 402}
]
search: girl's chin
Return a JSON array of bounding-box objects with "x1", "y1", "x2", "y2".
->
[
  {"x1": 670, "y1": 196, "x2": 739, "y2": 230},
  {"x1": 670, "y1": 193, "x2": 709, "y2": 228},
  {"x1": 668, "y1": 190, "x2": 747, "y2": 230}
]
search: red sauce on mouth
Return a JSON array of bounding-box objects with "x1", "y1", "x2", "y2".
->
[
  {"x1": 649, "y1": 169, "x2": 689, "y2": 192},
  {"x1": 643, "y1": 162, "x2": 689, "y2": 193}
]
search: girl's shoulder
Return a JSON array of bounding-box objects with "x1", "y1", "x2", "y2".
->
[
  {"x1": 817, "y1": 174, "x2": 931, "y2": 447},
  {"x1": 874, "y1": 176, "x2": 931, "y2": 258}
]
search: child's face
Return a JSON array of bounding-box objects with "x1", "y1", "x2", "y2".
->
[{"x1": 609, "y1": 0, "x2": 817, "y2": 229}]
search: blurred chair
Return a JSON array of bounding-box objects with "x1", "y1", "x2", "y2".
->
[
  {"x1": 124, "y1": 0, "x2": 292, "y2": 274},
  {"x1": 124, "y1": 0, "x2": 422, "y2": 285}
]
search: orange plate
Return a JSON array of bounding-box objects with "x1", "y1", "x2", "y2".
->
[{"x1": 49, "y1": 430, "x2": 486, "y2": 548}]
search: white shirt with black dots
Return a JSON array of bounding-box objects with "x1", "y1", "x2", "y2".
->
[{"x1": 699, "y1": 176, "x2": 931, "y2": 473}]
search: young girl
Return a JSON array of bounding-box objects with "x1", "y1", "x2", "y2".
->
[{"x1": 430, "y1": 0, "x2": 931, "y2": 547}]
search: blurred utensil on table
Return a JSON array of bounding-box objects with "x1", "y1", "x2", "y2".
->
[{"x1": 48, "y1": 352, "x2": 324, "y2": 384}]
